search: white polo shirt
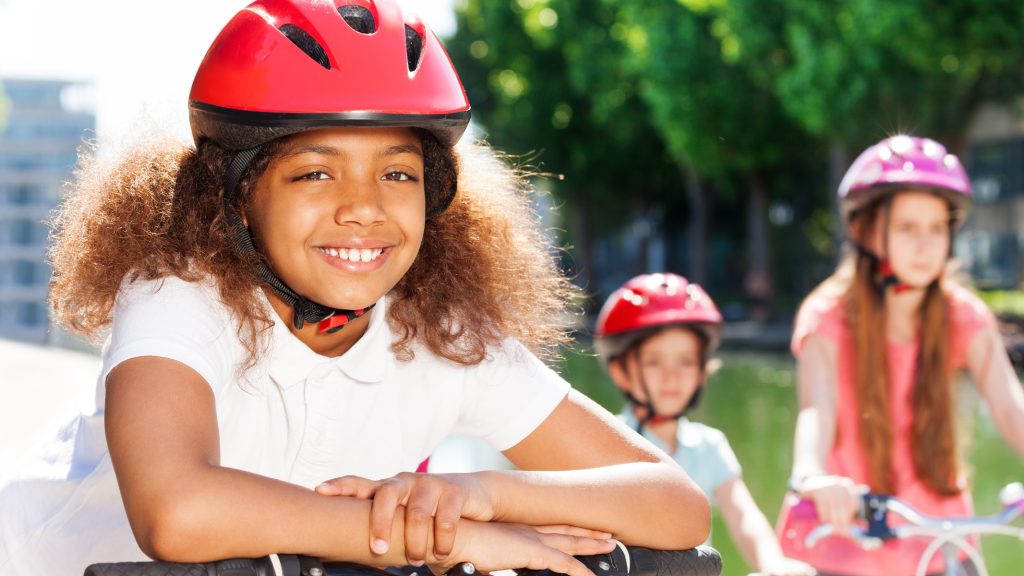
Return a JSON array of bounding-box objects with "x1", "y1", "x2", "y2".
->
[{"x1": 0, "y1": 275, "x2": 569, "y2": 574}]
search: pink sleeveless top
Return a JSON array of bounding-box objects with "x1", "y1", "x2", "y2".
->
[{"x1": 779, "y1": 284, "x2": 995, "y2": 575}]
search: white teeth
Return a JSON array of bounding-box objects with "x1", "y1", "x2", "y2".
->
[{"x1": 319, "y1": 247, "x2": 384, "y2": 262}]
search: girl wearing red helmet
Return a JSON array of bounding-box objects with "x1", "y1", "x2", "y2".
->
[
  {"x1": 595, "y1": 273, "x2": 815, "y2": 576},
  {"x1": 0, "y1": 2, "x2": 709, "y2": 574},
  {"x1": 778, "y1": 136, "x2": 1024, "y2": 576}
]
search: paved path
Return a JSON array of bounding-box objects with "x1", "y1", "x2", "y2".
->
[{"x1": 0, "y1": 338, "x2": 100, "y2": 479}]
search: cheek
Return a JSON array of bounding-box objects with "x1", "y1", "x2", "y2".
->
[
  {"x1": 251, "y1": 197, "x2": 326, "y2": 258},
  {"x1": 392, "y1": 195, "x2": 427, "y2": 245}
]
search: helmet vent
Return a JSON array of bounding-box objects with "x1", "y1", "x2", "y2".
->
[
  {"x1": 279, "y1": 24, "x2": 331, "y2": 70},
  {"x1": 405, "y1": 25, "x2": 424, "y2": 71},
  {"x1": 338, "y1": 5, "x2": 377, "y2": 34}
]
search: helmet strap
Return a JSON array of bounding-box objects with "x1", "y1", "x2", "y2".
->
[
  {"x1": 224, "y1": 156, "x2": 373, "y2": 334},
  {"x1": 850, "y1": 196, "x2": 915, "y2": 294}
]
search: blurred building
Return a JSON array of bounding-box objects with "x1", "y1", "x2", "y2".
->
[
  {"x1": 0, "y1": 78, "x2": 94, "y2": 344},
  {"x1": 959, "y1": 102, "x2": 1024, "y2": 289}
]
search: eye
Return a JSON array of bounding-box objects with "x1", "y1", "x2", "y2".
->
[
  {"x1": 293, "y1": 170, "x2": 331, "y2": 182},
  {"x1": 383, "y1": 170, "x2": 418, "y2": 182}
]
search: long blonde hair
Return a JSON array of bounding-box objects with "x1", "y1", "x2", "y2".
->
[{"x1": 803, "y1": 198, "x2": 961, "y2": 495}]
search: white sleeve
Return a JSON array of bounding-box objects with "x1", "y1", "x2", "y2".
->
[
  {"x1": 453, "y1": 338, "x2": 570, "y2": 452},
  {"x1": 100, "y1": 276, "x2": 238, "y2": 395}
]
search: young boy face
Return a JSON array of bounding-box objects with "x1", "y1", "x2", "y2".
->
[{"x1": 615, "y1": 327, "x2": 705, "y2": 417}]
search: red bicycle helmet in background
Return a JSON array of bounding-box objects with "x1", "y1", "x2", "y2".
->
[
  {"x1": 595, "y1": 273, "x2": 724, "y2": 364},
  {"x1": 594, "y1": 273, "x2": 724, "y2": 427}
]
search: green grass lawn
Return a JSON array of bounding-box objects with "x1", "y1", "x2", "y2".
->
[{"x1": 559, "y1": 347, "x2": 1024, "y2": 576}]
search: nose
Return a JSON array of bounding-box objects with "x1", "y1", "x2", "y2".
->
[{"x1": 333, "y1": 175, "x2": 385, "y2": 227}]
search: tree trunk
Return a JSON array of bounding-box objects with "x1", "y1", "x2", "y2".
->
[
  {"x1": 633, "y1": 195, "x2": 651, "y2": 275},
  {"x1": 744, "y1": 171, "x2": 772, "y2": 321},
  {"x1": 681, "y1": 164, "x2": 708, "y2": 285},
  {"x1": 828, "y1": 139, "x2": 847, "y2": 262},
  {"x1": 570, "y1": 201, "x2": 596, "y2": 313}
]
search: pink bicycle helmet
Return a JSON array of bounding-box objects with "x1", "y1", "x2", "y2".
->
[
  {"x1": 595, "y1": 273, "x2": 723, "y2": 362},
  {"x1": 838, "y1": 135, "x2": 972, "y2": 227}
]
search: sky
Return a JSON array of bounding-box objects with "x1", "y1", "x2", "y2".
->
[{"x1": 0, "y1": 0, "x2": 457, "y2": 144}]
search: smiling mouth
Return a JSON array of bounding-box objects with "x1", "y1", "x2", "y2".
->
[{"x1": 316, "y1": 247, "x2": 386, "y2": 263}]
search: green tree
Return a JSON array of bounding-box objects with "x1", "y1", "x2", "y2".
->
[
  {"x1": 0, "y1": 81, "x2": 9, "y2": 135},
  {"x1": 612, "y1": 1, "x2": 820, "y2": 310},
  {"x1": 447, "y1": 0, "x2": 689, "y2": 296}
]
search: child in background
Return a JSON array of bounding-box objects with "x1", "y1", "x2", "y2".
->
[
  {"x1": 780, "y1": 135, "x2": 1024, "y2": 575},
  {"x1": 0, "y1": 2, "x2": 710, "y2": 574},
  {"x1": 595, "y1": 273, "x2": 815, "y2": 576}
]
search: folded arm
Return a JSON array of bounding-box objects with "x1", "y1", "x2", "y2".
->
[{"x1": 489, "y1": 389, "x2": 710, "y2": 550}]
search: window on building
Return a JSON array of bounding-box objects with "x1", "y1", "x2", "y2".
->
[
  {"x1": 13, "y1": 184, "x2": 35, "y2": 205},
  {"x1": 15, "y1": 302, "x2": 45, "y2": 327},
  {"x1": 12, "y1": 220, "x2": 35, "y2": 245},
  {"x1": 12, "y1": 260, "x2": 36, "y2": 286}
]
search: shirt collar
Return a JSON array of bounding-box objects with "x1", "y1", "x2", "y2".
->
[
  {"x1": 265, "y1": 295, "x2": 393, "y2": 389},
  {"x1": 620, "y1": 409, "x2": 699, "y2": 454}
]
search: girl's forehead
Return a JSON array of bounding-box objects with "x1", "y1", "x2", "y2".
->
[
  {"x1": 641, "y1": 327, "x2": 702, "y2": 351},
  {"x1": 889, "y1": 190, "x2": 951, "y2": 218}
]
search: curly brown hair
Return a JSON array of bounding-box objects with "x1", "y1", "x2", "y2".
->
[{"x1": 49, "y1": 129, "x2": 581, "y2": 369}]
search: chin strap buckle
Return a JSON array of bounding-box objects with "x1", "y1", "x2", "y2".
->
[{"x1": 318, "y1": 307, "x2": 370, "y2": 334}]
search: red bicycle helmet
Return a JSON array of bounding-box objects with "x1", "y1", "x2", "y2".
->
[
  {"x1": 188, "y1": 0, "x2": 471, "y2": 334},
  {"x1": 594, "y1": 273, "x2": 723, "y2": 363},
  {"x1": 189, "y1": 0, "x2": 471, "y2": 151}
]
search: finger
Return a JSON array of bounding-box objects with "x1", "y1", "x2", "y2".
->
[
  {"x1": 317, "y1": 476, "x2": 381, "y2": 498},
  {"x1": 523, "y1": 549, "x2": 597, "y2": 576},
  {"x1": 531, "y1": 525, "x2": 613, "y2": 539},
  {"x1": 432, "y1": 489, "x2": 465, "y2": 559},
  {"x1": 404, "y1": 481, "x2": 442, "y2": 565},
  {"x1": 370, "y1": 480, "x2": 409, "y2": 555},
  {"x1": 536, "y1": 532, "x2": 618, "y2": 557}
]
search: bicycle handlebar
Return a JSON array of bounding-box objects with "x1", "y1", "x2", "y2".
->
[
  {"x1": 83, "y1": 544, "x2": 723, "y2": 576},
  {"x1": 800, "y1": 484, "x2": 1024, "y2": 550}
]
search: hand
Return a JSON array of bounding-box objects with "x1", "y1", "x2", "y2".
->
[
  {"x1": 797, "y1": 475, "x2": 861, "y2": 535},
  {"x1": 757, "y1": 556, "x2": 817, "y2": 576},
  {"x1": 316, "y1": 472, "x2": 496, "y2": 564},
  {"x1": 433, "y1": 520, "x2": 617, "y2": 576}
]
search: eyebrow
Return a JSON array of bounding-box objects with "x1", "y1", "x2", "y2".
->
[
  {"x1": 275, "y1": 143, "x2": 424, "y2": 160},
  {"x1": 381, "y1": 144, "x2": 423, "y2": 158},
  {"x1": 277, "y1": 144, "x2": 341, "y2": 159}
]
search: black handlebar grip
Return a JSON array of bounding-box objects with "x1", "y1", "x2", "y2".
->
[
  {"x1": 625, "y1": 546, "x2": 722, "y2": 576},
  {"x1": 84, "y1": 547, "x2": 723, "y2": 576},
  {"x1": 84, "y1": 557, "x2": 279, "y2": 576},
  {"x1": 517, "y1": 545, "x2": 722, "y2": 576}
]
